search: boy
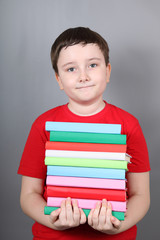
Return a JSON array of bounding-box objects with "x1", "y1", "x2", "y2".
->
[{"x1": 18, "y1": 27, "x2": 150, "y2": 240}]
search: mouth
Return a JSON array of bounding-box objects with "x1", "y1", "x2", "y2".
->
[{"x1": 76, "y1": 85, "x2": 95, "y2": 89}]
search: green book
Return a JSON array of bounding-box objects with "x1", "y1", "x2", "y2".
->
[
  {"x1": 50, "y1": 131, "x2": 126, "y2": 145},
  {"x1": 45, "y1": 157, "x2": 128, "y2": 170},
  {"x1": 44, "y1": 206, "x2": 125, "y2": 221}
]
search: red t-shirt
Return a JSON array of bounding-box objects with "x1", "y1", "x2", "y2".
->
[{"x1": 18, "y1": 102, "x2": 150, "y2": 240}]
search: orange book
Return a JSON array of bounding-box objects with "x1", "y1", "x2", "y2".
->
[{"x1": 45, "y1": 141, "x2": 127, "y2": 153}]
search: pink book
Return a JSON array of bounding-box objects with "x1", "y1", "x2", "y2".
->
[
  {"x1": 47, "y1": 197, "x2": 127, "y2": 212},
  {"x1": 46, "y1": 176, "x2": 126, "y2": 190}
]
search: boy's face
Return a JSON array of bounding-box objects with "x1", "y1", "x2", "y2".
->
[{"x1": 55, "y1": 43, "x2": 111, "y2": 106}]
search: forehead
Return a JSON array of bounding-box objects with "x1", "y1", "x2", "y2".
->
[{"x1": 58, "y1": 43, "x2": 104, "y2": 64}]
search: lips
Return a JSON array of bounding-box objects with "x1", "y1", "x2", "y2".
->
[{"x1": 76, "y1": 84, "x2": 95, "y2": 89}]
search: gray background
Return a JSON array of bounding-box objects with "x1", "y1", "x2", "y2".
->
[{"x1": 0, "y1": 0, "x2": 159, "y2": 239}]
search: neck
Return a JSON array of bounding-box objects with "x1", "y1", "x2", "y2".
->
[{"x1": 68, "y1": 99, "x2": 105, "y2": 116}]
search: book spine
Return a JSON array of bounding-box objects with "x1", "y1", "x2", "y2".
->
[
  {"x1": 46, "y1": 176, "x2": 126, "y2": 190},
  {"x1": 47, "y1": 165, "x2": 126, "y2": 179},
  {"x1": 46, "y1": 122, "x2": 121, "y2": 134},
  {"x1": 45, "y1": 141, "x2": 127, "y2": 153},
  {"x1": 44, "y1": 206, "x2": 125, "y2": 220},
  {"x1": 45, "y1": 157, "x2": 128, "y2": 170},
  {"x1": 50, "y1": 131, "x2": 126, "y2": 144},
  {"x1": 45, "y1": 150, "x2": 127, "y2": 160},
  {"x1": 47, "y1": 197, "x2": 126, "y2": 212},
  {"x1": 46, "y1": 186, "x2": 126, "y2": 201}
]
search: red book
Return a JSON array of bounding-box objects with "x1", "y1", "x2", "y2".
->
[
  {"x1": 46, "y1": 186, "x2": 126, "y2": 201},
  {"x1": 45, "y1": 141, "x2": 127, "y2": 153}
]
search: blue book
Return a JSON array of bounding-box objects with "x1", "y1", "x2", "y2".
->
[
  {"x1": 47, "y1": 165, "x2": 126, "y2": 180},
  {"x1": 45, "y1": 122, "x2": 121, "y2": 134}
]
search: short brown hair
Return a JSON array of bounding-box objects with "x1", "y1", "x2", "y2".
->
[{"x1": 51, "y1": 27, "x2": 109, "y2": 74}]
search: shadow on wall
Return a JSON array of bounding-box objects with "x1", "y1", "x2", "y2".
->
[
  {"x1": 106, "y1": 45, "x2": 159, "y2": 159},
  {"x1": 105, "y1": 45, "x2": 159, "y2": 239}
]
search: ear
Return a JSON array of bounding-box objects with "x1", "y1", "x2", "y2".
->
[
  {"x1": 55, "y1": 73, "x2": 64, "y2": 90},
  {"x1": 106, "y1": 63, "x2": 111, "y2": 83}
]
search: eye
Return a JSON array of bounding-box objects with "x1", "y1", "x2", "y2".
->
[
  {"x1": 89, "y1": 63, "x2": 97, "y2": 68},
  {"x1": 67, "y1": 67, "x2": 76, "y2": 72}
]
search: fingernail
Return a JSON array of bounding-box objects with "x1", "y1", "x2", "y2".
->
[
  {"x1": 108, "y1": 202, "x2": 112, "y2": 208},
  {"x1": 111, "y1": 216, "x2": 116, "y2": 222},
  {"x1": 96, "y1": 201, "x2": 101, "y2": 207},
  {"x1": 72, "y1": 199, "x2": 77, "y2": 204},
  {"x1": 66, "y1": 197, "x2": 71, "y2": 203},
  {"x1": 55, "y1": 208, "x2": 61, "y2": 213}
]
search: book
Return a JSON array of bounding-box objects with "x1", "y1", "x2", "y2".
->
[
  {"x1": 45, "y1": 150, "x2": 130, "y2": 161},
  {"x1": 47, "y1": 197, "x2": 127, "y2": 212},
  {"x1": 45, "y1": 141, "x2": 127, "y2": 153},
  {"x1": 46, "y1": 122, "x2": 121, "y2": 134},
  {"x1": 46, "y1": 186, "x2": 126, "y2": 201},
  {"x1": 44, "y1": 206, "x2": 125, "y2": 220},
  {"x1": 46, "y1": 176, "x2": 126, "y2": 190},
  {"x1": 50, "y1": 131, "x2": 127, "y2": 145},
  {"x1": 47, "y1": 165, "x2": 126, "y2": 179},
  {"x1": 45, "y1": 157, "x2": 128, "y2": 170}
]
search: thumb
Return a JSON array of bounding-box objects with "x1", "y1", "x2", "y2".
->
[
  {"x1": 49, "y1": 208, "x2": 61, "y2": 224},
  {"x1": 79, "y1": 208, "x2": 87, "y2": 224},
  {"x1": 111, "y1": 216, "x2": 121, "y2": 229}
]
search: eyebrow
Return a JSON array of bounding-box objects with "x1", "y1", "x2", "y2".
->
[
  {"x1": 62, "y1": 62, "x2": 76, "y2": 68},
  {"x1": 88, "y1": 57, "x2": 101, "y2": 61},
  {"x1": 62, "y1": 58, "x2": 102, "y2": 68}
]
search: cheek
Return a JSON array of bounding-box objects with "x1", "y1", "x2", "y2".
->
[
  {"x1": 93, "y1": 71, "x2": 107, "y2": 84},
  {"x1": 61, "y1": 80, "x2": 74, "y2": 91},
  {"x1": 92, "y1": 68, "x2": 106, "y2": 78}
]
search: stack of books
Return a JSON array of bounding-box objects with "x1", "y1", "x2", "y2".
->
[{"x1": 44, "y1": 122, "x2": 130, "y2": 220}]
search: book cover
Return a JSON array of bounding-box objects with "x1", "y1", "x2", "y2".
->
[
  {"x1": 45, "y1": 149, "x2": 130, "y2": 161},
  {"x1": 45, "y1": 141, "x2": 127, "y2": 153},
  {"x1": 47, "y1": 197, "x2": 127, "y2": 212},
  {"x1": 46, "y1": 122, "x2": 121, "y2": 134},
  {"x1": 50, "y1": 131, "x2": 127, "y2": 145},
  {"x1": 46, "y1": 176, "x2": 126, "y2": 190},
  {"x1": 47, "y1": 165, "x2": 126, "y2": 179},
  {"x1": 44, "y1": 206, "x2": 125, "y2": 220},
  {"x1": 46, "y1": 186, "x2": 126, "y2": 201},
  {"x1": 45, "y1": 157, "x2": 128, "y2": 170}
]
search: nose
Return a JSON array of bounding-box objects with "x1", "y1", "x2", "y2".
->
[{"x1": 79, "y1": 68, "x2": 89, "y2": 82}]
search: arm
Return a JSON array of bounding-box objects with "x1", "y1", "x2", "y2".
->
[
  {"x1": 20, "y1": 176, "x2": 86, "y2": 231},
  {"x1": 119, "y1": 172, "x2": 150, "y2": 232},
  {"x1": 88, "y1": 172, "x2": 150, "y2": 234}
]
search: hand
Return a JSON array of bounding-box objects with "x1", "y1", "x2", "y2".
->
[
  {"x1": 88, "y1": 199, "x2": 121, "y2": 234},
  {"x1": 49, "y1": 197, "x2": 87, "y2": 230}
]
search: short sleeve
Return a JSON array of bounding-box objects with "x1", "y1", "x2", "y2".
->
[
  {"x1": 126, "y1": 121, "x2": 150, "y2": 172},
  {"x1": 17, "y1": 121, "x2": 48, "y2": 179}
]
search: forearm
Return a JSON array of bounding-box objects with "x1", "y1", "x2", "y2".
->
[
  {"x1": 114, "y1": 193, "x2": 150, "y2": 234},
  {"x1": 118, "y1": 172, "x2": 151, "y2": 234},
  {"x1": 20, "y1": 192, "x2": 59, "y2": 230}
]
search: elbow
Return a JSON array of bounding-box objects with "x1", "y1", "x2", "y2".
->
[
  {"x1": 146, "y1": 194, "x2": 151, "y2": 213},
  {"x1": 20, "y1": 193, "x2": 25, "y2": 213},
  {"x1": 143, "y1": 192, "x2": 151, "y2": 218},
  {"x1": 20, "y1": 192, "x2": 28, "y2": 215}
]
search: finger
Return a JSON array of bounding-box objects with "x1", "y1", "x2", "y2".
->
[
  {"x1": 111, "y1": 216, "x2": 121, "y2": 229},
  {"x1": 106, "y1": 202, "x2": 112, "y2": 217},
  {"x1": 79, "y1": 208, "x2": 87, "y2": 224},
  {"x1": 49, "y1": 208, "x2": 61, "y2": 224},
  {"x1": 72, "y1": 199, "x2": 80, "y2": 224},
  {"x1": 92, "y1": 201, "x2": 101, "y2": 227},
  {"x1": 88, "y1": 208, "x2": 94, "y2": 226},
  {"x1": 105, "y1": 202, "x2": 113, "y2": 227},
  {"x1": 99, "y1": 199, "x2": 107, "y2": 226},
  {"x1": 59, "y1": 199, "x2": 67, "y2": 220},
  {"x1": 65, "y1": 197, "x2": 73, "y2": 221}
]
